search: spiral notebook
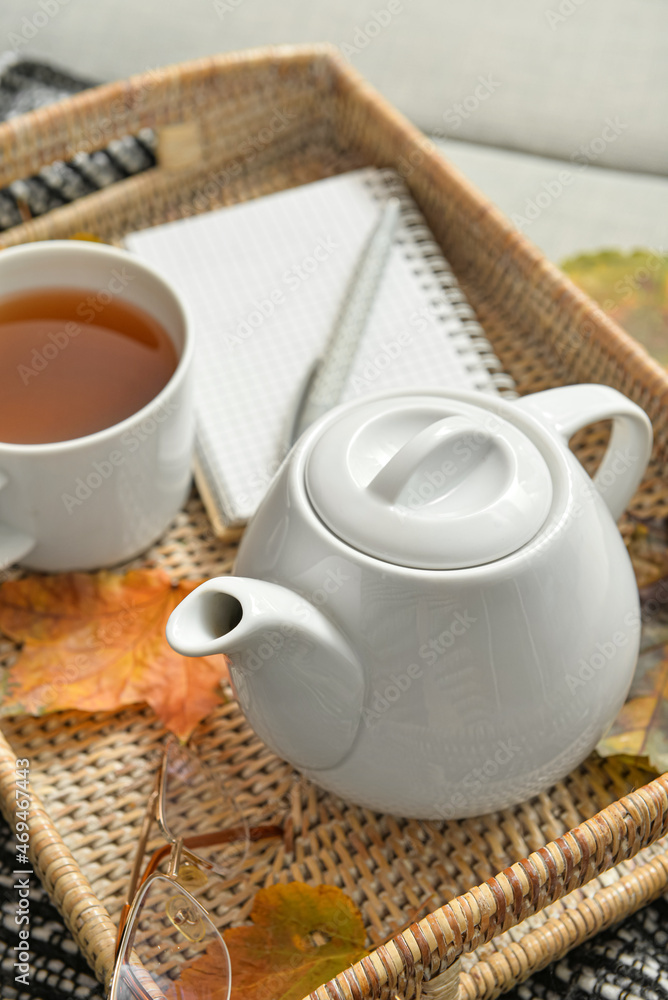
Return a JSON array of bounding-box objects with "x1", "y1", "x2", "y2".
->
[{"x1": 125, "y1": 168, "x2": 515, "y2": 532}]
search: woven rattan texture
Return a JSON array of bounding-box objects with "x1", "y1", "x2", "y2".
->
[{"x1": 0, "y1": 46, "x2": 668, "y2": 1000}]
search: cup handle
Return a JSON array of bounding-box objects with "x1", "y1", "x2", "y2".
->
[
  {"x1": 0, "y1": 471, "x2": 35, "y2": 570},
  {"x1": 515, "y1": 384, "x2": 653, "y2": 521}
]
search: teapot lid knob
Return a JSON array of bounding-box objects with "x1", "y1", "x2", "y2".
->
[{"x1": 304, "y1": 393, "x2": 553, "y2": 570}]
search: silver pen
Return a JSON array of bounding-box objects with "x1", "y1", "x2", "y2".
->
[{"x1": 286, "y1": 196, "x2": 400, "y2": 448}]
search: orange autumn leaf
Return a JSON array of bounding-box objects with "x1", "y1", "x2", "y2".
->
[
  {"x1": 0, "y1": 569, "x2": 228, "y2": 740},
  {"x1": 177, "y1": 883, "x2": 367, "y2": 1000}
]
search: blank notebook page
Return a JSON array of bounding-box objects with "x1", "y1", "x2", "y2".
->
[{"x1": 125, "y1": 168, "x2": 505, "y2": 526}]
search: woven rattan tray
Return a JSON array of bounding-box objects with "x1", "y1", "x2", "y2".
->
[{"x1": 1, "y1": 44, "x2": 668, "y2": 1000}]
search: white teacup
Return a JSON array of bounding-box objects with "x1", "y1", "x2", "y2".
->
[{"x1": 0, "y1": 240, "x2": 195, "y2": 572}]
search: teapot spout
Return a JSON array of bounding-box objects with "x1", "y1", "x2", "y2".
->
[
  {"x1": 166, "y1": 577, "x2": 365, "y2": 772},
  {"x1": 166, "y1": 577, "x2": 247, "y2": 658},
  {"x1": 166, "y1": 576, "x2": 278, "y2": 659}
]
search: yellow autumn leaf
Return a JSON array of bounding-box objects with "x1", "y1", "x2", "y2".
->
[
  {"x1": 174, "y1": 883, "x2": 367, "y2": 1000},
  {"x1": 597, "y1": 647, "x2": 668, "y2": 772}
]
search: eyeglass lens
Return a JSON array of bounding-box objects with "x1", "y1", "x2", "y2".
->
[
  {"x1": 114, "y1": 874, "x2": 231, "y2": 1000},
  {"x1": 160, "y1": 740, "x2": 250, "y2": 879}
]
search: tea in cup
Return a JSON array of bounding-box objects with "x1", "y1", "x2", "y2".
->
[{"x1": 0, "y1": 240, "x2": 195, "y2": 572}]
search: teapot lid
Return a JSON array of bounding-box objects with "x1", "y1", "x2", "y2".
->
[{"x1": 304, "y1": 394, "x2": 553, "y2": 570}]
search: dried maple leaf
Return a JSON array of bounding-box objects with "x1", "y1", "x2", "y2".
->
[
  {"x1": 0, "y1": 569, "x2": 228, "y2": 740},
  {"x1": 162, "y1": 947, "x2": 231, "y2": 1000},
  {"x1": 596, "y1": 646, "x2": 668, "y2": 772},
  {"x1": 595, "y1": 516, "x2": 668, "y2": 772},
  {"x1": 625, "y1": 518, "x2": 668, "y2": 590},
  {"x1": 176, "y1": 883, "x2": 367, "y2": 1000}
]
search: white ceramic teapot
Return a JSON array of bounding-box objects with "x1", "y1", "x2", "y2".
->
[{"x1": 167, "y1": 386, "x2": 652, "y2": 818}]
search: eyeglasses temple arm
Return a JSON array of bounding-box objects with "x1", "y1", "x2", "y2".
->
[
  {"x1": 182, "y1": 823, "x2": 283, "y2": 850},
  {"x1": 130, "y1": 822, "x2": 285, "y2": 907},
  {"x1": 116, "y1": 821, "x2": 283, "y2": 954},
  {"x1": 136, "y1": 823, "x2": 284, "y2": 888},
  {"x1": 115, "y1": 777, "x2": 161, "y2": 955}
]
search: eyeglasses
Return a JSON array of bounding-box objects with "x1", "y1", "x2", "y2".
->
[{"x1": 108, "y1": 737, "x2": 281, "y2": 1000}]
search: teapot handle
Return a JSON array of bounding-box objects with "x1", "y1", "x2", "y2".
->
[{"x1": 515, "y1": 384, "x2": 653, "y2": 521}]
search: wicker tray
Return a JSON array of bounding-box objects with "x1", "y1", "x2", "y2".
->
[{"x1": 1, "y1": 44, "x2": 668, "y2": 1000}]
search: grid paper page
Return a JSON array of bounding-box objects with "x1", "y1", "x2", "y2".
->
[{"x1": 125, "y1": 168, "x2": 497, "y2": 526}]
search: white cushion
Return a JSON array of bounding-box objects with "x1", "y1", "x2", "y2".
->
[{"x1": 436, "y1": 138, "x2": 668, "y2": 263}]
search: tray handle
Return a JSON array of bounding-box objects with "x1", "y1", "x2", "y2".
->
[
  {"x1": 0, "y1": 728, "x2": 117, "y2": 983},
  {"x1": 307, "y1": 772, "x2": 668, "y2": 1000}
]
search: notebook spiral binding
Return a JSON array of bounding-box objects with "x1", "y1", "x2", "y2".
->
[{"x1": 368, "y1": 169, "x2": 517, "y2": 397}]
